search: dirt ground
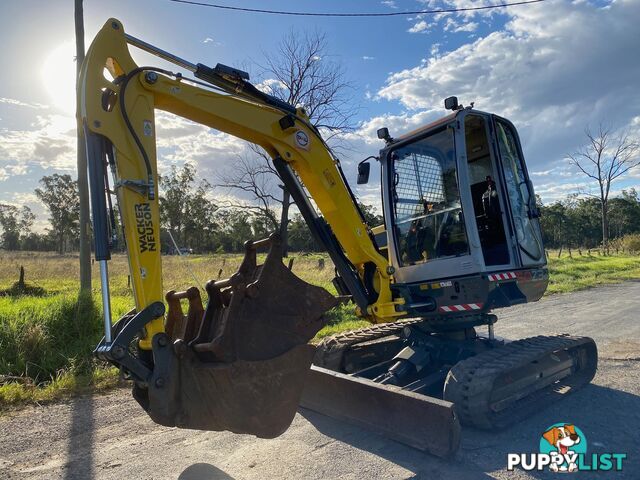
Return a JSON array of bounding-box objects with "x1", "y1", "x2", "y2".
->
[{"x1": 1, "y1": 281, "x2": 639, "y2": 480}]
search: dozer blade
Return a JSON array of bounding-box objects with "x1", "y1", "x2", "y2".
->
[
  {"x1": 300, "y1": 366, "x2": 461, "y2": 458},
  {"x1": 129, "y1": 234, "x2": 339, "y2": 438}
]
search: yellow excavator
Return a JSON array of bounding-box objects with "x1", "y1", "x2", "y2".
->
[{"x1": 79, "y1": 19, "x2": 598, "y2": 458}]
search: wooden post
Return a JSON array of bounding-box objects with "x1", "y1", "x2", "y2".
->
[
  {"x1": 287, "y1": 258, "x2": 295, "y2": 270},
  {"x1": 76, "y1": 0, "x2": 92, "y2": 292},
  {"x1": 18, "y1": 266, "x2": 25, "y2": 289},
  {"x1": 318, "y1": 258, "x2": 325, "y2": 269}
]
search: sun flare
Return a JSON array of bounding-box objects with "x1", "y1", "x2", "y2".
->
[{"x1": 41, "y1": 41, "x2": 77, "y2": 114}]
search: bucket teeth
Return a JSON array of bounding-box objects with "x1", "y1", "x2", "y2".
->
[
  {"x1": 137, "y1": 233, "x2": 339, "y2": 437},
  {"x1": 186, "y1": 233, "x2": 338, "y2": 362},
  {"x1": 165, "y1": 287, "x2": 204, "y2": 344}
]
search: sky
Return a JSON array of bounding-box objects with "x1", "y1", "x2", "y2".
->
[{"x1": 0, "y1": 0, "x2": 639, "y2": 232}]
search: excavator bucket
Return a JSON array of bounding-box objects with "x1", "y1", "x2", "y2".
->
[{"x1": 132, "y1": 234, "x2": 339, "y2": 438}]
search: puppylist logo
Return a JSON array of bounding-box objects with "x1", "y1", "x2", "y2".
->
[{"x1": 507, "y1": 423, "x2": 626, "y2": 473}]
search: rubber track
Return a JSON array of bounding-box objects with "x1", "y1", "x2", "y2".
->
[
  {"x1": 443, "y1": 334, "x2": 598, "y2": 429},
  {"x1": 314, "y1": 318, "x2": 423, "y2": 371}
]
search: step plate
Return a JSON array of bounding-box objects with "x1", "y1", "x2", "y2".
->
[{"x1": 300, "y1": 365, "x2": 461, "y2": 458}]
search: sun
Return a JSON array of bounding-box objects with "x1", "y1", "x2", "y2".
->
[{"x1": 41, "y1": 41, "x2": 77, "y2": 114}]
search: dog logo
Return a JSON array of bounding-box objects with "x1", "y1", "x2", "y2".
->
[
  {"x1": 542, "y1": 423, "x2": 582, "y2": 472},
  {"x1": 508, "y1": 422, "x2": 626, "y2": 473},
  {"x1": 541, "y1": 424, "x2": 584, "y2": 472}
]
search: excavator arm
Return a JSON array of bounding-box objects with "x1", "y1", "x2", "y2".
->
[
  {"x1": 79, "y1": 19, "x2": 401, "y2": 352},
  {"x1": 78, "y1": 19, "x2": 464, "y2": 453}
]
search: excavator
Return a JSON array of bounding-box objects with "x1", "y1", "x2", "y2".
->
[{"x1": 79, "y1": 19, "x2": 598, "y2": 458}]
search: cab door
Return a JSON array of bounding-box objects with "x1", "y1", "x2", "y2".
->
[
  {"x1": 492, "y1": 116, "x2": 545, "y2": 267},
  {"x1": 382, "y1": 123, "x2": 481, "y2": 284}
]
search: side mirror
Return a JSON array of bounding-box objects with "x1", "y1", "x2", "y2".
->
[{"x1": 357, "y1": 161, "x2": 371, "y2": 185}]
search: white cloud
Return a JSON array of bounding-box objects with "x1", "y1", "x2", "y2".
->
[
  {"x1": 362, "y1": 56, "x2": 376, "y2": 61},
  {"x1": 444, "y1": 18, "x2": 478, "y2": 32},
  {"x1": 381, "y1": 0, "x2": 397, "y2": 8},
  {"x1": 0, "y1": 113, "x2": 76, "y2": 172},
  {"x1": 530, "y1": 166, "x2": 574, "y2": 178},
  {"x1": 345, "y1": 109, "x2": 442, "y2": 146},
  {"x1": 408, "y1": 20, "x2": 429, "y2": 33},
  {"x1": 154, "y1": 111, "x2": 248, "y2": 178},
  {"x1": 202, "y1": 37, "x2": 221, "y2": 46},
  {"x1": 0, "y1": 97, "x2": 48, "y2": 109},
  {"x1": 378, "y1": 0, "x2": 640, "y2": 179},
  {"x1": 254, "y1": 78, "x2": 287, "y2": 95},
  {"x1": 418, "y1": 0, "x2": 516, "y2": 20}
]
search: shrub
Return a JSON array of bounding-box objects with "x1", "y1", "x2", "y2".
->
[{"x1": 621, "y1": 234, "x2": 640, "y2": 254}]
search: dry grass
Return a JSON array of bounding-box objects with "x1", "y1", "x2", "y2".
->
[{"x1": 1, "y1": 249, "x2": 639, "y2": 410}]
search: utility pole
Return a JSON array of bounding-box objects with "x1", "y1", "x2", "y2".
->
[{"x1": 75, "y1": 0, "x2": 92, "y2": 291}]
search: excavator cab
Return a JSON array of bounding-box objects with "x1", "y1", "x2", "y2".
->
[{"x1": 379, "y1": 103, "x2": 548, "y2": 325}]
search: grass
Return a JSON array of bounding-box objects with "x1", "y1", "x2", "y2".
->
[
  {"x1": 546, "y1": 253, "x2": 640, "y2": 294},
  {"x1": 1, "y1": 249, "x2": 639, "y2": 411},
  {"x1": 0, "y1": 366, "x2": 119, "y2": 408}
]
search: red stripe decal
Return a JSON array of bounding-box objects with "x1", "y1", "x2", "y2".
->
[
  {"x1": 488, "y1": 271, "x2": 516, "y2": 282},
  {"x1": 439, "y1": 303, "x2": 484, "y2": 313}
]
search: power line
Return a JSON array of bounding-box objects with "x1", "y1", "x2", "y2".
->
[{"x1": 167, "y1": 0, "x2": 545, "y2": 17}]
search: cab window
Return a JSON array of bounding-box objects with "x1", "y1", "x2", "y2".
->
[{"x1": 391, "y1": 127, "x2": 469, "y2": 266}]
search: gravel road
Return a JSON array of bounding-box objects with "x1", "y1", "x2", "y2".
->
[{"x1": 1, "y1": 281, "x2": 639, "y2": 480}]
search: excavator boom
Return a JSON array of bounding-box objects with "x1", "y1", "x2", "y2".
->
[{"x1": 80, "y1": 19, "x2": 459, "y2": 456}]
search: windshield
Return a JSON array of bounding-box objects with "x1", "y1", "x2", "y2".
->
[
  {"x1": 495, "y1": 119, "x2": 543, "y2": 261},
  {"x1": 391, "y1": 127, "x2": 469, "y2": 266}
]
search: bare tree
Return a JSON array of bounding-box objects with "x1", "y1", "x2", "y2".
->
[
  {"x1": 568, "y1": 124, "x2": 640, "y2": 249},
  {"x1": 216, "y1": 154, "x2": 281, "y2": 231},
  {"x1": 261, "y1": 30, "x2": 356, "y2": 141},
  {"x1": 219, "y1": 30, "x2": 356, "y2": 256}
]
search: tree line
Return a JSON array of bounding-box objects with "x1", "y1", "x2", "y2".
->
[
  {"x1": 538, "y1": 189, "x2": 640, "y2": 251},
  {"x1": 3, "y1": 162, "x2": 640, "y2": 255},
  {"x1": 0, "y1": 166, "x2": 383, "y2": 255}
]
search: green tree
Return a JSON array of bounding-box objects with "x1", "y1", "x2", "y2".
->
[
  {"x1": 539, "y1": 201, "x2": 567, "y2": 248},
  {"x1": 288, "y1": 213, "x2": 320, "y2": 252},
  {"x1": 358, "y1": 202, "x2": 383, "y2": 228},
  {"x1": 0, "y1": 204, "x2": 35, "y2": 250},
  {"x1": 35, "y1": 174, "x2": 80, "y2": 254},
  {"x1": 214, "y1": 209, "x2": 253, "y2": 252},
  {"x1": 609, "y1": 189, "x2": 640, "y2": 238},
  {"x1": 159, "y1": 163, "x2": 218, "y2": 252}
]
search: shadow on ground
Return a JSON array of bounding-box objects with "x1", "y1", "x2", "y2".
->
[
  {"x1": 63, "y1": 395, "x2": 94, "y2": 480},
  {"x1": 179, "y1": 463, "x2": 235, "y2": 480},
  {"x1": 301, "y1": 379, "x2": 639, "y2": 479},
  {"x1": 299, "y1": 408, "x2": 494, "y2": 479}
]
